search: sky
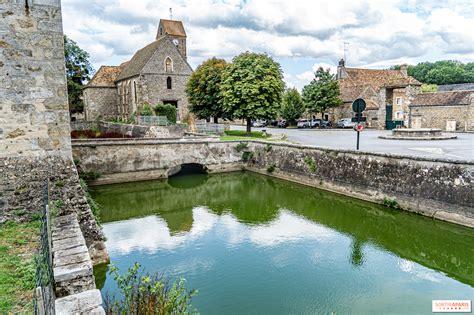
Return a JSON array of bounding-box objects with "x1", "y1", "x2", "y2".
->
[{"x1": 61, "y1": 0, "x2": 474, "y2": 90}]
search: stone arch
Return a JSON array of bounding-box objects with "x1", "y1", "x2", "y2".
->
[{"x1": 166, "y1": 162, "x2": 208, "y2": 177}]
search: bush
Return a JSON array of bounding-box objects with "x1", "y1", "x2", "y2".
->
[
  {"x1": 304, "y1": 156, "x2": 317, "y2": 173},
  {"x1": 154, "y1": 104, "x2": 177, "y2": 123},
  {"x1": 235, "y1": 143, "x2": 248, "y2": 152},
  {"x1": 104, "y1": 263, "x2": 198, "y2": 314},
  {"x1": 383, "y1": 197, "x2": 401, "y2": 210},
  {"x1": 266, "y1": 163, "x2": 276, "y2": 173},
  {"x1": 242, "y1": 151, "x2": 254, "y2": 162},
  {"x1": 140, "y1": 104, "x2": 153, "y2": 116}
]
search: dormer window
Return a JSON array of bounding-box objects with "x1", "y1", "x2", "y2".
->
[
  {"x1": 167, "y1": 77, "x2": 172, "y2": 89},
  {"x1": 165, "y1": 57, "x2": 173, "y2": 72}
]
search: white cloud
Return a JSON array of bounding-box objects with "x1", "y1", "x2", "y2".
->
[{"x1": 61, "y1": 0, "x2": 474, "y2": 89}]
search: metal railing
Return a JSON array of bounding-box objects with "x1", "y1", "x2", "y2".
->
[
  {"x1": 34, "y1": 182, "x2": 55, "y2": 315},
  {"x1": 138, "y1": 115, "x2": 169, "y2": 126},
  {"x1": 194, "y1": 123, "x2": 226, "y2": 135}
]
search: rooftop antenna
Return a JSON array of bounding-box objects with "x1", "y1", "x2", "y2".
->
[
  {"x1": 343, "y1": 41, "x2": 349, "y2": 63},
  {"x1": 169, "y1": 8, "x2": 173, "y2": 20}
]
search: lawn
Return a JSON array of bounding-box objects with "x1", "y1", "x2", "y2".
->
[
  {"x1": 0, "y1": 221, "x2": 39, "y2": 314},
  {"x1": 220, "y1": 130, "x2": 272, "y2": 141}
]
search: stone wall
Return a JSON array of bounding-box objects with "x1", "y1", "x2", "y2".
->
[
  {"x1": 83, "y1": 86, "x2": 118, "y2": 121},
  {"x1": 72, "y1": 140, "x2": 474, "y2": 228},
  {"x1": 409, "y1": 104, "x2": 474, "y2": 131},
  {"x1": 70, "y1": 121, "x2": 188, "y2": 138},
  {"x1": 0, "y1": 0, "x2": 71, "y2": 157}
]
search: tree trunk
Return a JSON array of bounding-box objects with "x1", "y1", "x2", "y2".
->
[
  {"x1": 213, "y1": 116, "x2": 218, "y2": 124},
  {"x1": 246, "y1": 118, "x2": 252, "y2": 134}
]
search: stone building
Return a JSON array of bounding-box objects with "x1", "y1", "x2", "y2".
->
[
  {"x1": 332, "y1": 59, "x2": 422, "y2": 129},
  {"x1": 83, "y1": 19, "x2": 193, "y2": 122},
  {"x1": 409, "y1": 91, "x2": 474, "y2": 131}
]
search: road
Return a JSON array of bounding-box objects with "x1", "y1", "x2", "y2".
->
[{"x1": 230, "y1": 125, "x2": 474, "y2": 161}]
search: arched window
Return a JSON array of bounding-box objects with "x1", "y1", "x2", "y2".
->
[
  {"x1": 133, "y1": 81, "x2": 138, "y2": 103},
  {"x1": 165, "y1": 57, "x2": 173, "y2": 72},
  {"x1": 167, "y1": 76, "x2": 172, "y2": 89}
]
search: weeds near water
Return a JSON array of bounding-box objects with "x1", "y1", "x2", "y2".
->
[
  {"x1": 304, "y1": 156, "x2": 317, "y2": 173},
  {"x1": 235, "y1": 142, "x2": 248, "y2": 152},
  {"x1": 242, "y1": 151, "x2": 254, "y2": 162},
  {"x1": 383, "y1": 197, "x2": 401, "y2": 210},
  {"x1": 266, "y1": 163, "x2": 276, "y2": 173},
  {"x1": 104, "y1": 263, "x2": 198, "y2": 315},
  {"x1": 80, "y1": 179, "x2": 102, "y2": 224}
]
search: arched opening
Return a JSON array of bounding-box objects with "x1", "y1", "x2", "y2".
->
[
  {"x1": 167, "y1": 163, "x2": 208, "y2": 189},
  {"x1": 167, "y1": 76, "x2": 172, "y2": 89},
  {"x1": 165, "y1": 57, "x2": 172, "y2": 72}
]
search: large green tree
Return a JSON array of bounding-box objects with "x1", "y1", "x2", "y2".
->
[
  {"x1": 302, "y1": 67, "x2": 342, "y2": 116},
  {"x1": 185, "y1": 57, "x2": 227, "y2": 123},
  {"x1": 64, "y1": 35, "x2": 94, "y2": 113},
  {"x1": 280, "y1": 88, "x2": 304, "y2": 125},
  {"x1": 221, "y1": 52, "x2": 284, "y2": 133},
  {"x1": 390, "y1": 60, "x2": 474, "y2": 85}
]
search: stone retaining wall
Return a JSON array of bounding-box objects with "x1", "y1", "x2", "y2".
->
[
  {"x1": 72, "y1": 139, "x2": 474, "y2": 228},
  {"x1": 70, "y1": 121, "x2": 188, "y2": 138}
]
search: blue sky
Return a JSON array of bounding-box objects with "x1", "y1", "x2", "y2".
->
[{"x1": 62, "y1": 0, "x2": 474, "y2": 90}]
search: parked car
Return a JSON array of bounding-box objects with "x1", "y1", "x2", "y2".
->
[
  {"x1": 336, "y1": 118, "x2": 356, "y2": 129},
  {"x1": 252, "y1": 120, "x2": 267, "y2": 127},
  {"x1": 277, "y1": 120, "x2": 289, "y2": 128},
  {"x1": 269, "y1": 120, "x2": 279, "y2": 127},
  {"x1": 297, "y1": 119, "x2": 310, "y2": 128},
  {"x1": 310, "y1": 119, "x2": 322, "y2": 128},
  {"x1": 320, "y1": 120, "x2": 332, "y2": 128}
]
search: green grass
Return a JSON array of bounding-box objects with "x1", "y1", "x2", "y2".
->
[
  {"x1": 0, "y1": 221, "x2": 39, "y2": 314},
  {"x1": 221, "y1": 130, "x2": 278, "y2": 141}
]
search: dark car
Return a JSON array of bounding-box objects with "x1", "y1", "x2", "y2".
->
[
  {"x1": 319, "y1": 121, "x2": 332, "y2": 128},
  {"x1": 277, "y1": 120, "x2": 288, "y2": 128},
  {"x1": 269, "y1": 120, "x2": 279, "y2": 127}
]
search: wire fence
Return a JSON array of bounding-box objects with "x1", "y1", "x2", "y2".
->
[
  {"x1": 194, "y1": 123, "x2": 226, "y2": 135},
  {"x1": 34, "y1": 181, "x2": 55, "y2": 315},
  {"x1": 138, "y1": 115, "x2": 170, "y2": 126}
]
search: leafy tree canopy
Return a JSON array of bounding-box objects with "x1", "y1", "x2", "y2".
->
[
  {"x1": 390, "y1": 60, "x2": 474, "y2": 85},
  {"x1": 302, "y1": 67, "x2": 342, "y2": 114},
  {"x1": 185, "y1": 57, "x2": 227, "y2": 123},
  {"x1": 280, "y1": 88, "x2": 304, "y2": 125},
  {"x1": 64, "y1": 35, "x2": 94, "y2": 113},
  {"x1": 221, "y1": 52, "x2": 284, "y2": 132}
]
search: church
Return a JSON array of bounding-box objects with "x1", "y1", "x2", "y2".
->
[{"x1": 83, "y1": 19, "x2": 193, "y2": 122}]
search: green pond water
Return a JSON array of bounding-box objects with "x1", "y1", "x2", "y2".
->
[{"x1": 92, "y1": 172, "x2": 474, "y2": 315}]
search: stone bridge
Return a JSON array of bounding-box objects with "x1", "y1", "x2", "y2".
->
[{"x1": 72, "y1": 139, "x2": 474, "y2": 228}]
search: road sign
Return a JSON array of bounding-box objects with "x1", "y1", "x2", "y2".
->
[
  {"x1": 352, "y1": 98, "x2": 366, "y2": 113},
  {"x1": 351, "y1": 117, "x2": 367, "y2": 122},
  {"x1": 354, "y1": 124, "x2": 364, "y2": 132}
]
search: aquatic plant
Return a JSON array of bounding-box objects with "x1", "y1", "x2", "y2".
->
[{"x1": 104, "y1": 263, "x2": 198, "y2": 315}]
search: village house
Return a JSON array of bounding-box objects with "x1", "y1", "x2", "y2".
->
[
  {"x1": 409, "y1": 90, "x2": 474, "y2": 131},
  {"x1": 83, "y1": 19, "x2": 193, "y2": 122},
  {"x1": 332, "y1": 59, "x2": 422, "y2": 129}
]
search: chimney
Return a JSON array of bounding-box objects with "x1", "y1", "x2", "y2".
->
[
  {"x1": 337, "y1": 58, "x2": 347, "y2": 79},
  {"x1": 400, "y1": 64, "x2": 408, "y2": 77}
]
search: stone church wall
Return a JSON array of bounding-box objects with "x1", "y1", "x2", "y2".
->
[
  {"x1": 410, "y1": 104, "x2": 474, "y2": 131},
  {"x1": 83, "y1": 87, "x2": 118, "y2": 121}
]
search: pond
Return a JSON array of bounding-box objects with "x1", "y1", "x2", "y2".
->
[{"x1": 92, "y1": 172, "x2": 474, "y2": 315}]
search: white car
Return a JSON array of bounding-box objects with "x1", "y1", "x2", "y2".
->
[{"x1": 336, "y1": 118, "x2": 356, "y2": 129}]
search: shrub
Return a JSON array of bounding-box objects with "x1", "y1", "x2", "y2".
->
[
  {"x1": 383, "y1": 197, "x2": 401, "y2": 210},
  {"x1": 154, "y1": 104, "x2": 177, "y2": 123},
  {"x1": 304, "y1": 156, "x2": 317, "y2": 173},
  {"x1": 140, "y1": 104, "x2": 153, "y2": 116},
  {"x1": 242, "y1": 151, "x2": 254, "y2": 162},
  {"x1": 266, "y1": 163, "x2": 276, "y2": 173},
  {"x1": 104, "y1": 263, "x2": 198, "y2": 314},
  {"x1": 264, "y1": 144, "x2": 272, "y2": 152},
  {"x1": 235, "y1": 142, "x2": 248, "y2": 152}
]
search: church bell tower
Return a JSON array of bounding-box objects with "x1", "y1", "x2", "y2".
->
[{"x1": 157, "y1": 19, "x2": 187, "y2": 59}]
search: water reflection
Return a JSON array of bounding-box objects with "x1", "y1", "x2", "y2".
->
[{"x1": 93, "y1": 172, "x2": 474, "y2": 286}]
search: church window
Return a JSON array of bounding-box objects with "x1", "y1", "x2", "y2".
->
[
  {"x1": 133, "y1": 81, "x2": 138, "y2": 103},
  {"x1": 165, "y1": 57, "x2": 173, "y2": 72},
  {"x1": 167, "y1": 77, "x2": 172, "y2": 89}
]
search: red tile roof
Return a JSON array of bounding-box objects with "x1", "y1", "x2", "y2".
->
[{"x1": 87, "y1": 66, "x2": 122, "y2": 87}]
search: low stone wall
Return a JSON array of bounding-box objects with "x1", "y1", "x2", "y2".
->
[
  {"x1": 0, "y1": 155, "x2": 108, "y2": 264},
  {"x1": 71, "y1": 140, "x2": 474, "y2": 228},
  {"x1": 70, "y1": 121, "x2": 188, "y2": 138}
]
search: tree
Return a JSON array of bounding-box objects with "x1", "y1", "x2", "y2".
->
[
  {"x1": 280, "y1": 88, "x2": 304, "y2": 125},
  {"x1": 221, "y1": 52, "x2": 284, "y2": 133},
  {"x1": 302, "y1": 67, "x2": 342, "y2": 116},
  {"x1": 390, "y1": 60, "x2": 474, "y2": 85},
  {"x1": 185, "y1": 58, "x2": 227, "y2": 123},
  {"x1": 64, "y1": 35, "x2": 94, "y2": 113}
]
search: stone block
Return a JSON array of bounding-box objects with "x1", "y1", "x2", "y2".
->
[{"x1": 55, "y1": 289, "x2": 104, "y2": 315}]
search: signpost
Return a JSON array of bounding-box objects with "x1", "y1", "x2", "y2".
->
[{"x1": 352, "y1": 98, "x2": 366, "y2": 150}]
